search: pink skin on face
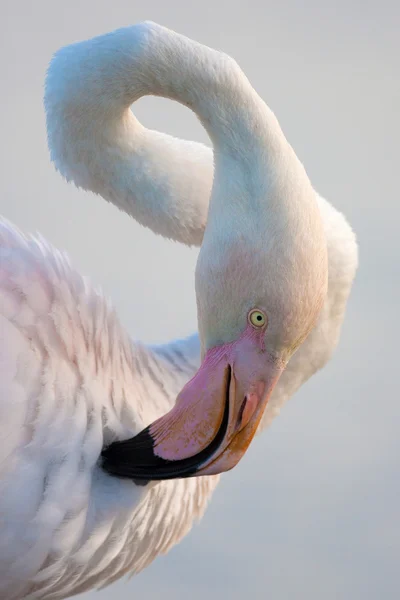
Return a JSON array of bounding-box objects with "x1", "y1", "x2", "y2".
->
[{"x1": 147, "y1": 323, "x2": 284, "y2": 475}]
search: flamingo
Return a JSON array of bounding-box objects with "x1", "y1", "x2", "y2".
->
[{"x1": 0, "y1": 21, "x2": 358, "y2": 599}]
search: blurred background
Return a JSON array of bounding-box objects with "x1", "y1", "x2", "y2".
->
[{"x1": 1, "y1": 1, "x2": 399, "y2": 598}]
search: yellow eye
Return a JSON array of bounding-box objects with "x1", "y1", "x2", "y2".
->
[{"x1": 248, "y1": 309, "x2": 267, "y2": 328}]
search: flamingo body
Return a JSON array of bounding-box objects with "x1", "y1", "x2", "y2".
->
[{"x1": 0, "y1": 21, "x2": 357, "y2": 599}]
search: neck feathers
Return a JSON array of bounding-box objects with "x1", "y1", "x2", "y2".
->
[{"x1": 45, "y1": 22, "x2": 299, "y2": 246}]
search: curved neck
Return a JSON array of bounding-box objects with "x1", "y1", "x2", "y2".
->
[{"x1": 45, "y1": 22, "x2": 289, "y2": 246}]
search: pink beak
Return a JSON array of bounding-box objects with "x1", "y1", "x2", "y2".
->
[{"x1": 102, "y1": 332, "x2": 283, "y2": 482}]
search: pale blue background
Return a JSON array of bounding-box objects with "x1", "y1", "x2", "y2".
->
[{"x1": 1, "y1": 1, "x2": 399, "y2": 598}]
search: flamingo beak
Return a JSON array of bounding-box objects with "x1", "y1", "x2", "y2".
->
[{"x1": 102, "y1": 338, "x2": 283, "y2": 482}]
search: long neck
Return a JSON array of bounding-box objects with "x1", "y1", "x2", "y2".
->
[{"x1": 45, "y1": 22, "x2": 291, "y2": 246}]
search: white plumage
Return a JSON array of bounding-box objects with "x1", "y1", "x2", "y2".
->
[{"x1": 0, "y1": 21, "x2": 357, "y2": 599}]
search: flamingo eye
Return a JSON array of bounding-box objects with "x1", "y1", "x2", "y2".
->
[{"x1": 248, "y1": 309, "x2": 267, "y2": 328}]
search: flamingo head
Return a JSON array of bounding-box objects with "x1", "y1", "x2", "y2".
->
[{"x1": 102, "y1": 188, "x2": 328, "y2": 482}]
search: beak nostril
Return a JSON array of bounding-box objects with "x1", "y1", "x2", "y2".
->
[
  {"x1": 237, "y1": 392, "x2": 260, "y2": 432},
  {"x1": 236, "y1": 397, "x2": 247, "y2": 429}
]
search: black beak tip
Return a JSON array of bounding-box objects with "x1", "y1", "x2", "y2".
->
[
  {"x1": 100, "y1": 428, "x2": 200, "y2": 482},
  {"x1": 101, "y1": 426, "x2": 157, "y2": 480}
]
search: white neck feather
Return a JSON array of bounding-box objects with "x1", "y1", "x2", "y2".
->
[{"x1": 45, "y1": 21, "x2": 300, "y2": 247}]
